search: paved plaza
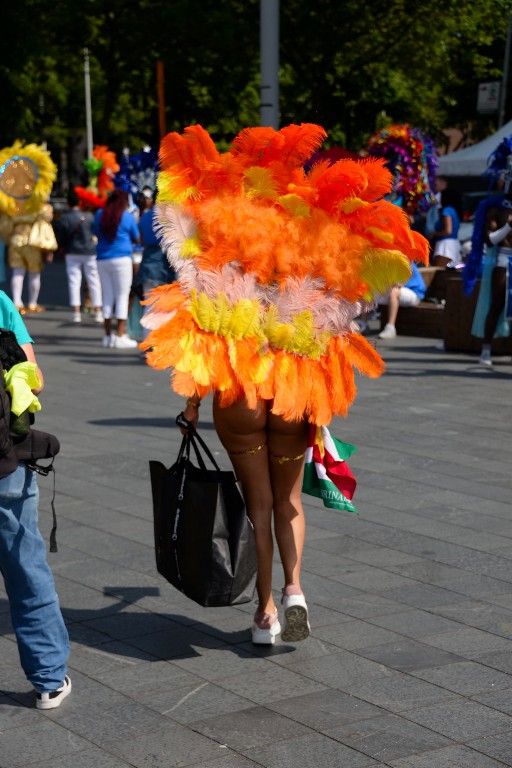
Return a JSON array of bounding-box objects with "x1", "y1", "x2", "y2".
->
[{"x1": 2, "y1": 262, "x2": 512, "y2": 767}]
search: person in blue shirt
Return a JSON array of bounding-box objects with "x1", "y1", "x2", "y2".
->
[
  {"x1": 430, "y1": 188, "x2": 462, "y2": 267},
  {"x1": 378, "y1": 262, "x2": 427, "y2": 339},
  {"x1": 93, "y1": 190, "x2": 140, "y2": 349},
  {"x1": 135, "y1": 189, "x2": 175, "y2": 342}
]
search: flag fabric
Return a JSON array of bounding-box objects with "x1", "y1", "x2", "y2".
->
[{"x1": 302, "y1": 425, "x2": 358, "y2": 513}]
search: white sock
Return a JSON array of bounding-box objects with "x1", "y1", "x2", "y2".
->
[
  {"x1": 11, "y1": 269, "x2": 25, "y2": 306},
  {"x1": 28, "y1": 272, "x2": 41, "y2": 306}
]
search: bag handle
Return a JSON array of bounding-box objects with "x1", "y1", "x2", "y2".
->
[{"x1": 175, "y1": 413, "x2": 221, "y2": 471}]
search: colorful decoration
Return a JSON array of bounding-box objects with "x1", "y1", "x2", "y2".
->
[
  {"x1": 142, "y1": 123, "x2": 428, "y2": 425},
  {"x1": 0, "y1": 141, "x2": 57, "y2": 216},
  {"x1": 114, "y1": 147, "x2": 159, "y2": 197},
  {"x1": 366, "y1": 124, "x2": 438, "y2": 214},
  {"x1": 75, "y1": 145, "x2": 119, "y2": 209},
  {"x1": 484, "y1": 135, "x2": 512, "y2": 183}
]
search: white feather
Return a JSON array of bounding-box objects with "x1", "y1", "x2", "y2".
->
[
  {"x1": 141, "y1": 310, "x2": 178, "y2": 330},
  {"x1": 155, "y1": 203, "x2": 198, "y2": 270}
]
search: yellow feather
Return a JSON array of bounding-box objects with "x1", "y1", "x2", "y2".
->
[
  {"x1": 278, "y1": 194, "x2": 310, "y2": 218},
  {"x1": 228, "y1": 299, "x2": 262, "y2": 339},
  {"x1": 360, "y1": 248, "x2": 412, "y2": 300},
  {"x1": 340, "y1": 197, "x2": 368, "y2": 214},
  {"x1": 243, "y1": 167, "x2": 278, "y2": 200},
  {"x1": 216, "y1": 294, "x2": 232, "y2": 336},
  {"x1": 180, "y1": 237, "x2": 201, "y2": 258}
]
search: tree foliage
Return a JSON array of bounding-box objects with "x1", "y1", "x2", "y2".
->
[{"x1": 0, "y1": 0, "x2": 509, "y2": 185}]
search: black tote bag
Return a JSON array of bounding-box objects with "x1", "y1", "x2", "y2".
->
[{"x1": 149, "y1": 425, "x2": 257, "y2": 607}]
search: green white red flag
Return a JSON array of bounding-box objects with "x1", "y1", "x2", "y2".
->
[{"x1": 302, "y1": 425, "x2": 357, "y2": 513}]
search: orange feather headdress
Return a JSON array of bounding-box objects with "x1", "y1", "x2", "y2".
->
[{"x1": 143, "y1": 123, "x2": 429, "y2": 424}]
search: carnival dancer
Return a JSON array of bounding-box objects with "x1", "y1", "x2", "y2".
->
[
  {"x1": 0, "y1": 142, "x2": 58, "y2": 313},
  {"x1": 142, "y1": 124, "x2": 428, "y2": 644},
  {"x1": 464, "y1": 136, "x2": 512, "y2": 367}
]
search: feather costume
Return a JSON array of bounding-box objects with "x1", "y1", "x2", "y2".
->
[
  {"x1": 0, "y1": 141, "x2": 57, "y2": 216},
  {"x1": 366, "y1": 124, "x2": 437, "y2": 214},
  {"x1": 143, "y1": 123, "x2": 428, "y2": 425},
  {"x1": 75, "y1": 145, "x2": 119, "y2": 209}
]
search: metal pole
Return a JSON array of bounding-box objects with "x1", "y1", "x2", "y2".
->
[
  {"x1": 157, "y1": 60, "x2": 166, "y2": 140},
  {"x1": 83, "y1": 47, "x2": 94, "y2": 158},
  {"x1": 260, "y1": 0, "x2": 279, "y2": 128},
  {"x1": 499, "y1": 11, "x2": 512, "y2": 128}
]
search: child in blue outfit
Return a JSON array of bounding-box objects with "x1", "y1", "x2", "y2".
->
[{"x1": 378, "y1": 262, "x2": 427, "y2": 339}]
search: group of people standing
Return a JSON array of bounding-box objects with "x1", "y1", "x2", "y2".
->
[{"x1": 55, "y1": 187, "x2": 173, "y2": 350}]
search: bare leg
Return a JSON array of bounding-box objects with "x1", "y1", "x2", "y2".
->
[
  {"x1": 432, "y1": 255, "x2": 450, "y2": 268},
  {"x1": 267, "y1": 412, "x2": 308, "y2": 591},
  {"x1": 483, "y1": 267, "x2": 507, "y2": 345},
  {"x1": 386, "y1": 286, "x2": 401, "y2": 326},
  {"x1": 117, "y1": 319, "x2": 128, "y2": 337},
  {"x1": 213, "y1": 397, "x2": 275, "y2": 614}
]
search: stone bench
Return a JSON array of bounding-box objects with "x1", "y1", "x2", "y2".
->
[{"x1": 378, "y1": 267, "x2": 448, "y2": 339}]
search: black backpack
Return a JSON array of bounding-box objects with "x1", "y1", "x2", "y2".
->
[{"x1": 0, "y1": 328, "x2": 60, "y2": 549}]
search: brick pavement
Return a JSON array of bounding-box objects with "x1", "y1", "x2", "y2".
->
[{"x1": 1, "y1": 263, "x2": 512, "y2": 767}]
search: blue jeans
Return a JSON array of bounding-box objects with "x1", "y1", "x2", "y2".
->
[{"x1": 0, "y1": 464, "x2": 69, "y2": 692}]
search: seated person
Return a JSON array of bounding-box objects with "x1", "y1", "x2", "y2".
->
[
  {"x1": 430, "y1": 188, "x2": 462, "y2": 267},
  {"x1": 377, "y1": 262, "x2": 427, "y2": 340}
]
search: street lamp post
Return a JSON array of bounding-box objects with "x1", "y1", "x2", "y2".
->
[
  {"x1": 83, "y1": 48, "x2": 93, "y2": 159},
  {"x1": 499, "y1": 11, "x2": 512, "y2": 128},
  {"x1": 260, "y1": 0, "x2": 279, "y2": 128}
]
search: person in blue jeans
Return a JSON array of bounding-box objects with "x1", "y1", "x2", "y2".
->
[{"x1": 0, "y1": 290, "x2": 70, "y2": 709}]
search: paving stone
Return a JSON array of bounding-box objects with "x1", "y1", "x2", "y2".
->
[
  {"x1": 467, "y1": 731, "x2": 512, "y2": 765},
  {"x1": 419, "y1": 627, "x2": 512, "y2": 659},
  {"x1": 267, "y1": 689, "x2": 387, "y2": 731},
  {"x1": 105, "y1": 721, "x2": 228, "y2": 767},
  {"x1": 241, "y1": 731, "x2": 378, "y2": 768},
  {"x1": 214, "y1": 664, "x2": 326, "y2": 704},
  {"x1": 369, "y1": 609, "x2": 461, "y2": 639},
  {"x1": 345, "y1": 670, "x2": 459, "y2": 713},
  {"x1": 182, "y1": 754, "x2": 263, "y2": 768},
  {"x1": 283, "y1": 649, "x2": 393, "y2": 691},
  {"x1": 472, "y1": 689, "x2": 512, "y2": 715},
  {"x1": 0, "y1": 694, "x2": 41, "y2": 730},
  {"x1": 404, "y1": 699, "x2": 512, "y2": 741},
  {"x1": 357, "y1": 638, "x2": 462, "y2": 673},
  {"x1": 192, "y1": 705, "x2": 313, "y2": 750},
  {"x1": 36, "y1": 748, "x2": 135, "y2": 768},
  {"x1": 0, "y1": 721, "x2": 90, "y2": 767},
  {"x1": 312, "y1": 619, "x2": 404, "y2": 651},
  {"x1": 145, "y1": 681, "x2": 255, "y2": 724},
  {"x1": 412, "y1": 661, "x2": 512, "y2": 696},
  {"x1": 389, "y1": 744, "x2": 510, "y2": 767},
  {"x1": 170, "y1": 646, "x2": 268, "y2": 681},
  {"x1": 326, "y1": 713, "x2": 453, "y2": 761}
]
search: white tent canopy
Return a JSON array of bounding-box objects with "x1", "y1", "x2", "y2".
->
[{"x1": 437, "y1": 120, "x2": 512, "y2": 176}]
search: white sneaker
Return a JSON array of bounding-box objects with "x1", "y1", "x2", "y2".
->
[
  {"x1": 71, "y1": 312, "x2": 81, "y2": 323},
  {"x1": 479, "y1": 349, "x2": 493, "y2": 367},
  {"x1": 378, "y1": 324, "x2": 397, "y2": 340},
  {"x1": 102, "y1": 335, "x2": 113, "y2": 348},
  {"x1": 113, "y1": 334, "x2": 138, "y2": 349},
  {"x1": 94, "y1": 311, "x2": 104, "y2": 323},
  {"x1": 251, "y1": 611, "x2": 281, "y2": 645},
  {"x1": 36, "y1": 675, "x2": 71, "y2": 710},
  {"x1": 281, "y1": 593, "x2": 310, "y2": 642}
]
